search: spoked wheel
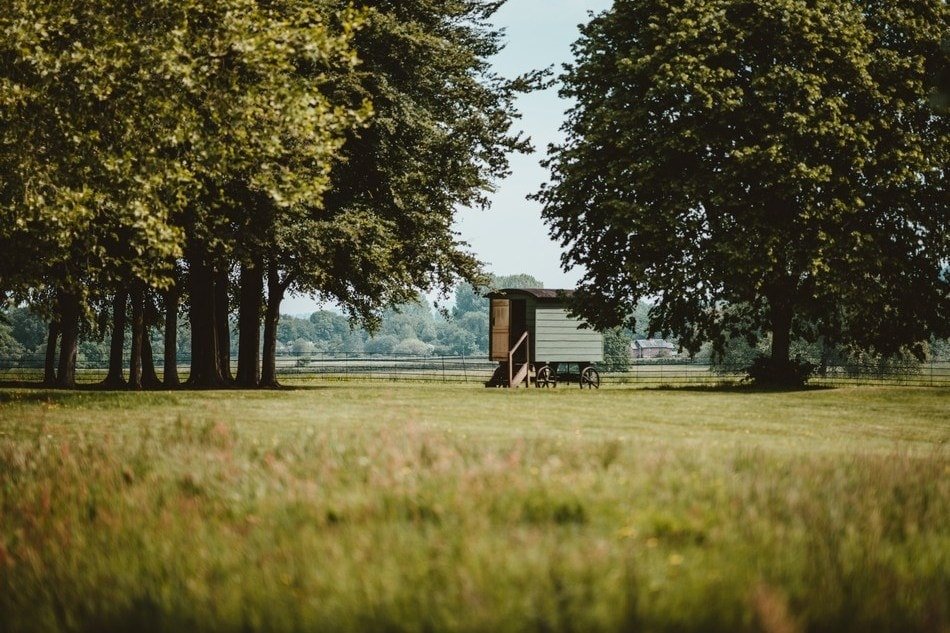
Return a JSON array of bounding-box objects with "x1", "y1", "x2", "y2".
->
[
  {"x1": 580, "y1": 366, "x2": 600, "y2": 389},
  {"x1": 536, "y1": 365, "x2": 557, "y2": 388}
]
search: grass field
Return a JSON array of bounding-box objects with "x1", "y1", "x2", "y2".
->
[{"x1": 0, "y1": 383, "x2": 947, "y2": 632}]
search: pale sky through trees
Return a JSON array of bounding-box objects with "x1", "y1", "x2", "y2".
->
[{"x1": 282, "y1": 0, "x2": 612, "y2": 314}]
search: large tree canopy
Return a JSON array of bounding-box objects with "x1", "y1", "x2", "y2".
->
[
  {"x1": 310, "y1": 0, "x2": 540, "y2": 322},
  {"x1": 1, "y1": 0, "x2": 535, "y2": 389},
  {"x1": 0, "y1": 0, "x2": 369, "y2": 387},
  {"x1": 537, "y1": 0, "x2": 949, "y2": 381}
]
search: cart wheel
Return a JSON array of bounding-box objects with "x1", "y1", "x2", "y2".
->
[
  {"x1": 536, "y1": 365, "x2": 556, "y2": 388},
  {"x1": 580, "y1": 366, "x2": 600, "y2": 389}
]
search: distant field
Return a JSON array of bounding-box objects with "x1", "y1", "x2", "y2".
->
[{"x1": 0, "y1": 384, "x2": 947, "y2": 632}]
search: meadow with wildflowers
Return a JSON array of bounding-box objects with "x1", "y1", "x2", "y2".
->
[{"x1": 0, "y1": 384, "x2": 947, "y2": 632}]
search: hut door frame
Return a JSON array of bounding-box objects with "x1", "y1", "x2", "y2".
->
[
  {"x1": 509, "y1": 299, "x2": 528, "y2": 364},
  {"x1": 490, "y1": 299, "x2": 510, "y2": 362}
]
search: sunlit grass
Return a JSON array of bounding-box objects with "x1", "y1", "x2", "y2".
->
[{"x1": 1, "y1": 384, "x2": 947, "y2": 632}]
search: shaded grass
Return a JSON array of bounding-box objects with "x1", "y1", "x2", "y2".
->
[{"x1": 0, "y1": 384, "x2": 947, "y2": 632}]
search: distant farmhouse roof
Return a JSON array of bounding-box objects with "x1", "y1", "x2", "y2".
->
[
  {"x1": 633, "y1": 339, "x2": 675, "y2": 350},
  {"x1": 631, "y1": 338, "x2": 677, "y2": 359}
]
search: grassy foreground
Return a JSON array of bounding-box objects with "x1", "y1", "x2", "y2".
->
[{"x1": 0, "y1": 384, "x2": 947, "y2": 633}]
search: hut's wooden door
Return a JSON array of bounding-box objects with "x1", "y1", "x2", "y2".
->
[
  {"x1": 490, "y1": 299, "x2": 510, "y2": 361},
  {"x1": 509, "y1": 300, "x2": 528, "y2": 363}
]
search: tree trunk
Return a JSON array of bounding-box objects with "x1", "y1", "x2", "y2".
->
[
  {"x1": 141, "y1": 329, "x2": 162, "y2": 388},
  {"x1": 758, "y1": 288, "x2": 804, "y2": 386},
  {"x1": 43, "y1": 321, "x2": 60, "y2": 386},
  {"x1": 186, "y1": 251, "x2": 225, "y2": 388},
  {"x1": 236, "y1": 259, "x2": 263, "y2": 388},
  {"x1": 260, "y1": 264, "x2": 286, "y2": 388},
  {"x1": 163, "y1": 286, "x2": 180, "y2": 388},
  {"x1": 215, "y1": 268, "x2": 234, "y2": 384},
  {"x1": 128, "y1": 283, "x2": 144, "y2": 390},
  {"x1": 55, "y1": 293, "x2": 80, "y2": 389},
  {"x1": 769, "y1": 298, "x2": 793, "y2": 367},
  {"x1": 102, "y1": 289, "x2": 128, "y2": 387}
]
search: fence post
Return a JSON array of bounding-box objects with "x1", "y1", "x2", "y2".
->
[{"x1": 461, "y1": 354, "x2": 467, "y2": 383}]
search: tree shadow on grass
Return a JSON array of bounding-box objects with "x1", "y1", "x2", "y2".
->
[
  {"x1": 641, "y1": 383, "x2": 836, "y2": 394},
  {"x1": 0, "y1": 388, "x2": 78, "y2": 405},
  {"x1": 0, "y1": 380, "x2": 338, "y2": 397}
]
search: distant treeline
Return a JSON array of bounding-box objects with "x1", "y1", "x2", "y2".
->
[{"x1": 0, "y1": 275, "x2": 539, "y2": 367}]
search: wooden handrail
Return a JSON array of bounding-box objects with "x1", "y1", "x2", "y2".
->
[{"x1": 508, "y1": 331, "x2": 530, "y2": 387}]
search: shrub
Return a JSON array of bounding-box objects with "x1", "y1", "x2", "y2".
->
[
  {"x1": 747, "y1": 355, "x2": 815, "y2": 387},
  {"x1": 393, "y1": 338, "x2": 434, "y2": 357}
]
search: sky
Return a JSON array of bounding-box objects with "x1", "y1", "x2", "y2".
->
[{"x1": 282, "y1": 0, "x2": 613, "y2": 315}]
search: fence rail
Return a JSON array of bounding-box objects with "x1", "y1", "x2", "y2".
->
[{"x1": 1, "y1": 355, "x2": 948, "y2": 387}]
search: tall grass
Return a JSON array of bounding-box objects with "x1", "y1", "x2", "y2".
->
[{"x1": 0, "y1": 385, "x2": 947, "y2": 632}]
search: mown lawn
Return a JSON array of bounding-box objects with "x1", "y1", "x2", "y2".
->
[{"x1": 0, "y1": 384, "x2": 947, "y2": 633}]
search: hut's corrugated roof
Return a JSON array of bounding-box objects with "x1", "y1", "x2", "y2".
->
[{"x1": 485, "y1": 288, "x2": 575, "y2": 301}]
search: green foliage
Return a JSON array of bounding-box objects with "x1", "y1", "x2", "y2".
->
[
  {"x1": 537, "y1": 0, "x2": 950, "y2": 367},
  {"x1": 0, "y1": 325, "x2": 24, "y2": 369},
  {"x1": 1, "y1": 0, "x2": 537, "y2": 386},
  {"x1": 453, "y1": 273, "x2": 546, "y2": 319},
  {"x1": 0, "y1": 0, "x2": 369, "y2": 365},
  {"x1": 363, "y1": 334, "x2": 400, "y2": 355},
  {"x1": 602, "y1": 327, "x2": 633, "y2": 372},
  {"x1": 0, "y1": 385, "x2": 947, "y2": 631},
  {"x1": 393, "y1": 338, "x2": 434, "y2": 357},
  {"x1": 285, "y1": 0, "x2": 540, "y2": 325},
  {"x1": 747, "y1": 355, "x2": 815, "y2": 387},
  {"x1": 1, "y1": 307, "x2": 46, "y2": 352}
]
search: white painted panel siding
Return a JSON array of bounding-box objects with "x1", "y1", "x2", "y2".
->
[{"x1": 533, "y1": 307, "x2": 604, "y2": 362}]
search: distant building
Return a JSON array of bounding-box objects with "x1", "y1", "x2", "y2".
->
[{"x1": 631, "y1": 339, "x2": 676, "y2": 359}]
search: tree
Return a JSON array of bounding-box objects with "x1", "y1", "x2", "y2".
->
[
  {"x1": 538, "y1": 0, "x2": 949, "y2": 384},
  {"x1": 393, "y1": 338, "x2": 433, "y2": 357},
  {"x1": 0, "y1": 319, "x2": 25, "y2": 370},
  {"x1": 255, "y1": 0, "x2": 539, "y2": 385},
  {"x1": 1, "y1": 0, "x2": 368, "y2": 388},
  {"x1": 602, "y1": 328, "x2": 633, "y2": 372},
  {"x1": 154, "y1": 1, "x2": 367, "y2": 388}
]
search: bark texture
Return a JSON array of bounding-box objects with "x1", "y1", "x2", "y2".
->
[
  {"x1": 186, "y1": 251, "x2": 226, "y2": 388},
  {"x1": 236, "y1": 260, "x2": 263, "y2": 388},
  {"x1": 215, "y1": 268, "x2": 234, "y2": 384},
  {"x1": 55, "y1": 293, "x2": 80, "y2": 388},
  {"x1": 128, "y1": 283, "x2": 144, "y2": 389},
  {"x1": 163, "y1": 286, "x2": 180, "y2": 388},
  {"x1": 260, "y1": 264, "x2": 286, "y2": 388},
  {"x1": 103, "y1": 289, "x2": 128, "y2": 387},
  {"x1": 43, "y1": 321, "x2": 60, "y2": 386}
]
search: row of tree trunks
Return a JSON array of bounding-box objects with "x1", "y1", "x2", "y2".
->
[
  {"x1": 99, "y1": 284, "x2": 172, "y2": 390},
  {"x1": 46, "y1": 260, "x2": 284, "y2": 390},
  {"x1": 187, "y1": 252, "x2": 225, "y2": 388}
]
